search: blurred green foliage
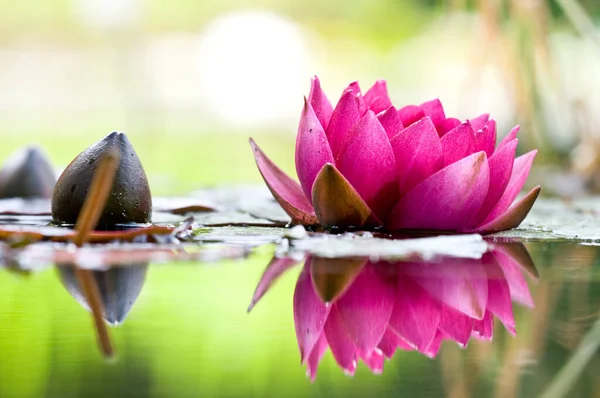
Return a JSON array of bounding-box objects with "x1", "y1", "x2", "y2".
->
[{"x1": 1, "y1": 131, "x2": 295, "y2": 196}]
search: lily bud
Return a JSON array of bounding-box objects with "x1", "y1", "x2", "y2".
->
[
  {"x1": 52, "y1": 132, "x2": 152, "y2": 228},
  {"x1": 0, "y1": 146, "x2": 56, "y2": 198}
]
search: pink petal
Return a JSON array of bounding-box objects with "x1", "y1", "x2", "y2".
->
[
  {"x1": 469, "y1": 113, "x2": 490, "y2": 132},
  {"x1": 308, "y1": 76, "x2": 334, "y2": 130},
  {"x1": 347, "y1": 81, "x2": 366, "y2": 115},
  {"x1": 475, "y1": 186, "x2": 540, "y2": 233},
  {"x1": 493, "y1": 247, "x2": 535, "y2": 308},
  {"x1": 377, "y1": 106, "x2": 403, "y2": 138},
  {"x1": 306, "y1": 331, "x2": 329, "y2": 382},
  {"x1": 294, "y1": 262, "x2": 331, "y2": 364},
  {"x1": 364, "y1": 80, "x2": 392, "y2": 114},
  {"x1": 440, "y1": 121, "x2": 477, "y2": 166},
  {"x1": 388, "y1": 275, "x2": 441, "y2": 351},
  {"x1": 324, "y1": 305, "x2": 358, "y2": 375},
  {"x1": 486, "y1": 263, "x2": 516, "y2": 335},
  {"x1": 472, "y1": 311, "x2": 494, "y2": 340},
  {"x1": 378, "y1": 328, "x2": 413, "y2": 358},
  {"x1": 474, "y1": 120, "x2": 497, "y2": 158},
  {"x1": 472, "y1": 139, "x2": 518, "y2": 226},
  {"x1": 362, "y1": 349, "x2": 385, "y2": 374},
  {"x1": 479, "y1": 150, "x2": 537, "y2": 224},
  {"x1": 390, "y1": 116, "x2": 444, "y2": 195},
  {"x1": 335, "y1": 263, "x2": 395, "y2": 357},
  {"x1": 326, "y1": 90, "x2": 361, "y2": 157},
  {"x1": 498, "y1": 126, "x2": 520, "y2": 150},
  {"x1": 248, "y1": 256, "x2": 300, "y2": 312},
  {"x1": 389, "y1": 152, "x2": 490, "y2": 231},
  {"x1": 336, "y1": 111, "x2": 399, "y2": 220},
  {"x1": 419, "y1": 99, "x2": 446, "y2": 128},
  {"x1": 296, "y1": 99, "x2": 335, "y2": 202},
  {"x1": 438, "y1": 304, "x2": 474, "y2": 347},
  {"x1": 250, "y1": 138, "x2": 317, "y2": 225},
  {"x1": 422, "y1": 330, "x2": 444, "y2": 358},
  {"x1": 437, "y1": 118, "x2": 461, "y2": 136},
  {"x1": 398, "y1": 105, "x2": 425, "y2": 127}
]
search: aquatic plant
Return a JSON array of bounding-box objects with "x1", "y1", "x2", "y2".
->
[
  {"x1": 0, "y1": 146, "x2": 56, "y2": 199},
  {"x1": 250, "y1": 77, "x2": 540, "y2": 233},
  {"x1": 52, "y1": 131, "x2": 152, "y2": 229}
]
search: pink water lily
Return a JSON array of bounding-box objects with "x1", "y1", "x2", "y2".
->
[
  {"x1": 248, "y1": 243, "x2": 537, "y2": 380},
  {"x1": 250, "y1": 76, "x2": 541, "y2": 233}
]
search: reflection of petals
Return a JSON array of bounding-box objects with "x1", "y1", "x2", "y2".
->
[
  {"x1": 472, "y1": 311, "x2": 494, "y2": 341},
  {"x1": 389, "y1": 276, "x2": 440, "y2": 352},
  {"x1": 486, "y1": 264, "x2": 516, "y2": 335},
  {"x1": 248, "y1": 257, "x2": 299, "y2": 312},
  {"x1": 422, "y1": 330, "x2": 444, "y2": 358},
  {"x1": 378, "y1": 328, "x2": 413, "y2": 358},
  {"x1": 294, "y1": 263, "x2": 331, "y2": 364},
  {"x1": 409, "y1": 260, "x2": 488, "y2": 320},
  {"x1": 306, "y1": 331, "x2": 329, "y2": 382},
  {"x1": 494, "y1": 248, "x2": 535, "y2": 308},
  {"x1": 362, "y1": 349, "x2": 385, "y2": 374},
  {"x1": 439, "y1": 304, "x2": 473, "y2": 347},
  {"x1": 278, "y1": 242, "x2": 537, "y2": 379},
  {"x1": 335, "y1": 264, "x2": 395, "y2": 357},
  {"x1": 324, "y1": 305, "x2": 358, "y2": 375}
]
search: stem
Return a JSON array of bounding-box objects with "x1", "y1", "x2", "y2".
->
[
  {"x1": 72, "y1": 149, "x2": 120, "y2": 358},
  {"x1": 73, "y1": 150, "x2": 120, "y2": 246}
]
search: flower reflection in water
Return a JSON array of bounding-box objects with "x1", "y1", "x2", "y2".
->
[{"x1": 249, "y1": 242, "x2": 537, "y2": 380}]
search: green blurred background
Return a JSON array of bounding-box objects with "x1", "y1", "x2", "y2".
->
[
  {"x1": 3, "y1": 0, "x2": 600, "y2": 195},
  {"x1": 3, "y1": 1, "x2": 600, "y2": 397}
]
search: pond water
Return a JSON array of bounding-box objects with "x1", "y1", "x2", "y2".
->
[{"x1": 1, "y1": 191, "x2": 599, "y2": 398}]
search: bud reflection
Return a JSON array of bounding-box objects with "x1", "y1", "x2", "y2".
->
[{"x1": 57, "y1": 264, "x2": 148, "y2": 326}]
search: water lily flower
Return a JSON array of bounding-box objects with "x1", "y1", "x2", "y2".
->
[
  {"x1": 248, "y1": 243, "x2": 537, "y2": 380},
  {"x1": 250, "y1": 77, "x2": 540, "y2": 233}
]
